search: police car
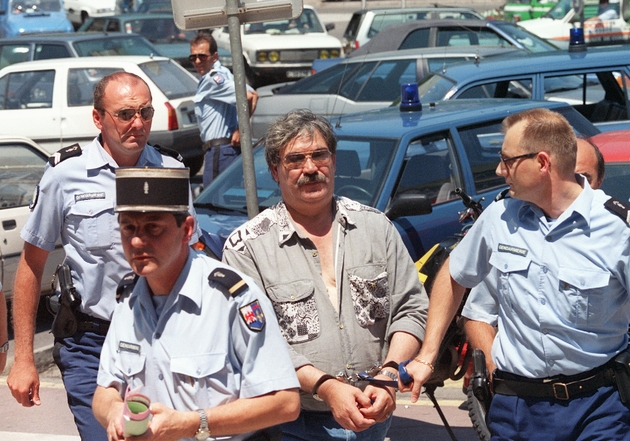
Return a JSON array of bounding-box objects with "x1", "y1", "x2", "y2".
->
[{"x1": 195, "y1": 95, "x2": 606, "y2": 261}]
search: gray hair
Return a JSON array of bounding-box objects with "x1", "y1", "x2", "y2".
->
[{"x1": 264, "y1": 109, "x2": 337, "y2": 170}]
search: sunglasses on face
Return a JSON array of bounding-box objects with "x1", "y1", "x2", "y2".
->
[
  {"x1": 189, "y1": 53, "x2": 210, "y2": 62},
  {"x1": 282, "y1": 149, "x2": 332, "y2": 170},
  {"x1": 105, "y1": 106, "x2": 155, "y2": 123}
]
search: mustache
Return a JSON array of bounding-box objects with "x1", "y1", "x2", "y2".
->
[{"x1": 297, "y1": 173, "x2": 326, "y2": 186}]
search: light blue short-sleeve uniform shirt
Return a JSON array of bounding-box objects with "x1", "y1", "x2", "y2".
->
[
  {"x1": 97, "y1": 251, "x2": 299, "y2": 441},
  {"x1": 456, "y1": 182, "x2": 630, "y2": 378},
  {"x1": 21, "y1": 137, "x2": 193, "y2": 321}
]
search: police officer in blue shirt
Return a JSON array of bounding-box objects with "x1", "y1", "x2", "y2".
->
[
  {"x1": 190, "y1": 33, "x2": 258, "y2": 188},
  {"x1": 7, "y1": 72, "x2": 197, "y2": 441},
  {"x1": 93, "y1": 167, "x2": 299, "y2": 441},
  {"x1": 403, "y1": 108, "x2": 630, "y2": 440}
]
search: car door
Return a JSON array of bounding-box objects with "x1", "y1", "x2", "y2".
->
[
  {"x1": 0, "y1": 67, "x2": 62, "y2": 155},
  {"x1": 60, "y1": 66, "x2": 121, "y2": 148}
]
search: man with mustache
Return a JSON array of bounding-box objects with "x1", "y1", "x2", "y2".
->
[
  {"x1": 223, "y1": 109, "x2": 428, "y2": 440},
  {"x1": 7, "y1": 72, "x2": 196, "y2": 441}
]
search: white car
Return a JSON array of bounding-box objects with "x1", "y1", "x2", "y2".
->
[
  {"x1": 0, "y1": 136, "x2": 64, "y2": 300},
  {"x1": 213, "y1": 5, "x2": 343, "y2": 88},
  {"x1": 64, "y1": 0, "x2": 117, "y2": 26},
  {"x1": 518, "y1": 0, "x2": 630, "y2": 49},
  {"x1": 0, "y1": 56, "x2": 205, "y2": 174}
]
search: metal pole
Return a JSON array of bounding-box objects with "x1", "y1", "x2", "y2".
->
[{"x1": 226, "y1": 0, "x2": 259, "y2": 219}]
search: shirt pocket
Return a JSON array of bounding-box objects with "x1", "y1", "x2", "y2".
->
[
  {"x1": 558, "y1": 267, "x2": 610, "y2": 327},
  {"x1": 266, "y1": 280, "x2": 320, "y2": 344},
  {"x1": 489, "y1": 252, "x2": 531, "y2": 312},
  {"x1": 346, "y1": 264, "x2": 389, "y2": 327},
  {"x1": 67, "y1": 199, "x2": 114, "y2": 250},
  {"x1": 115, "y1": 351, "x2": 146, "y2": 386},
  {"x1": 170, "y1": 353, "x2": 227, "y2": 405}
]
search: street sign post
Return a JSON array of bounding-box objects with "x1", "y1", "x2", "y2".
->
[{"x1": 172, "y1": 0, "x2": 303, "y2": 219}]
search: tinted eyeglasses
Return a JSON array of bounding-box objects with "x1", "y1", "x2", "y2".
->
[
  {"x1": 104, "y1": 106, "x2": 155, "y2": 123},
  {"x1": 189, "y1": 53, "x2": 210, "y2": 62},
  {"x1": 283, "y1": 149, "x2": 332, "y2": 170},
  {"x1": 499, "y1": 151, "x2": 539, "y2": 167}
]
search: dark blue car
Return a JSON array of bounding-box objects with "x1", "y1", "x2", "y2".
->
[{"x1": 195, "y1": 98, "x2": 600, "y2": 261}]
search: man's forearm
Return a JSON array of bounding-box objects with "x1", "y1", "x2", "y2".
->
[{"x1": 463, "y1": 319, "x2": 497, "y2": 373}]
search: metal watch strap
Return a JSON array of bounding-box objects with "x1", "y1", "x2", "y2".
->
[{"x1": 195, "y1": 409, "x2": 210, "y2": 440}]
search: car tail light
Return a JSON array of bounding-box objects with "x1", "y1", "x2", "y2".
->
[
  {"x1": 165, "y1": 102, "x2": 178, "y2": 131},
  {"x1": 354, "y1": 41, "x2": 359, "y2": 50}
]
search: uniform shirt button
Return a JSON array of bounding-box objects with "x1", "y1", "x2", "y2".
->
[
  {"x1": 159, "y1": 373, "x2": 164, "y2": 380},
  {"x1": 540, "y1": 298, "x2": 546, "y2": 305},
  {"x1": 312, "y1": 251, "x2": 318, "y2": 257},
  {"x1": 155, "y1": 332, "x2": 161, "y2": 339},
  {"x1": 339, "y1": 324, "x2": 343, "y2": 329},
  {"x1": 290, "y1": 295, "x2": 295, "y2": 300},
  {"x1": 346, "y1": 364, "x2": 351, "y2": 370},
  {"x1": 542, "y1": 266, "x2": 548, "y2": 274}
]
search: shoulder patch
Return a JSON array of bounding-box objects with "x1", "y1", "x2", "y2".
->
[
  {"x1": 212, "y1": 73, "x2": 225, "y2": 85},
  {"x1": 494, "y1": 188, "x2": 511, "y2": 202},
  {"x1": 151, "y1": 144, "x2": 184, "y2": 163},
  {"x1": 49, "y1": 143, "x2": 81, "y2": 167},
  {"x1": 208, "y1": 268, "x2": 248, "y2": 297},
  {"x1": 239, "y1": 300, "x2": 265, "y2": 332},
  {"x1": 605, "y1": 197, "x2": 630, "y2": 227},
  {"x1": 116, "y1": 272, "x2": 138, "y2": 303}
]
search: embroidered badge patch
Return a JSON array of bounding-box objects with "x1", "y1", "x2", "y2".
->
[
  {"x1": 498, "y1": 243, "x2": 528, "y2": 257},
  {"x1": 239, "y1": 300, "x2": 265, "y2": 332},
  {"x1": 75, "y1": 192, "x2": 106, "y2": 202},
  {"x1": 212, "y1": 73, "x2": 225, "y2": 85},
  {"x1": 29, "y1": 185, "x2": 40, "y2": 210}
]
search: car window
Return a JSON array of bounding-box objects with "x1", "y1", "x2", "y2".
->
[
  {"x1": 339, "y1": 63, "x2": 377, "y2": 100},
  {"x1": 393, "y1": 132, "x2": 459, "y2": 205},
  {"x1": 72, "y1": 36, "x2": 158, "y2": 56},
  {"x1": 67, "y1": 67, "x2": 121, "y2": 107},
  {"x1": 34, "y1": 44, "x2": 71, "y2": 60},
  {"x1": 417, "y1": 72, "x2": 458, "y2": 101},
  {"x1": 85, "y1": 18, "x2": 108, "y2": 32},
  {"x1": 458, "y1": 121, "x2": 506, "y2": 193},
  {"x1": 368, "y1": 13, "x2": 427, "y2": 39},
  {"x1": 279, "y1": 62, "x2": 362, "y2": 95},
  {"x1": 544, "y1": 71, "x2": 630, "y2": 125},
  {"x1": 0, "y1": 70, "x2": 54, "y2": 109},
  {"x1": 356, "y1": 59, "x2": 417, "y2": 102},
  {"x1": 139, "y1": 59, "x2": 197, "y2": 99},
  {"x1": 243, "y1": 8, "x2": 324, "y2": 35},
  {"x1": 0, "y1": 141, "x2": 47, "y2": 210},
  {"x1": 10, "y1": 0, "x2": 62, "y2": 13},
  {"x1": 343, "y1": 13, "x2": 363, "y2": 40},
  {"x1": 0, "y1": 44, "x2": 31, "y2": 69},
  {"x1": 436, "y1": 28, "x2": 507, "y2": 47},
  {"x1": 107, "y1": 20, "x2": 121, "y2": 32},
  {"x1": 490, "y1": 21, "x2": 558, "y2": 52},
  {"x1": 457, "y1": 79, "x2": 533, "y2": 99},
  {"x1": 399, "y1": 29, "x2": 430, "y2": 50}
]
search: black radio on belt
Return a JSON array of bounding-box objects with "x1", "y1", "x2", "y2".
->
[{"x1": 50, "y1": 264, "x2": 82, "y2": 339}]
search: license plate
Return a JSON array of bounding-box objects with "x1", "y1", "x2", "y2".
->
[{"x1": 286, "y1": 70, "x2": 310, "y2": 79}]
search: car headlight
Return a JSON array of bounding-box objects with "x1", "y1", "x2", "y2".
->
[
  {"x1": 268, "y1": 51, "x2": 280, "y2": 63},
  {"x1": 319, "y1": 49, "x2": 330, "y2": 59},
  {"x1": 257, "y1": 51, "x2": 268, "y2": 62}
]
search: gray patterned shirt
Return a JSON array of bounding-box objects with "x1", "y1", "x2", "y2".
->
[{"x1": 223, "y1": 196, "x2": 428, "y2": 411}]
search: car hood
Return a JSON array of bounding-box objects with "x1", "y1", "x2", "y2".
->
[{"x1": 242, "y1": 33, "x2": 342, "y2": 51}]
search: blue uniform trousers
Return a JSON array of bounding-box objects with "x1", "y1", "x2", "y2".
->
[
  {"x1": 53, "y1": 331, "x2": 108, "y2": 441},
  {"x1": 202, "y1": 143, "x2": 240, "y2": 188},
  {"x1": 489, "y1": 385, "x2": 630, "y2": 441},
  {"x1": 280, "y1": 410, "x2": 392, "y2": 441}
]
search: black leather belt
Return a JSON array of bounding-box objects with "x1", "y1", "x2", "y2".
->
[
  {"x1": 493, "y1": 365, "x2": 616, "y2": 401},
  {"x1": 203, "y1": 137, "x2": 231, "y2": 151},
  {"x1": 75, "y1": 311, "x2": 110, "y2": 336}
]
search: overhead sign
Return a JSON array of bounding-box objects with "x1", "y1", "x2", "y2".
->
[{"x1": 172, "y1": 0, "x2": 303, "y2": 29}]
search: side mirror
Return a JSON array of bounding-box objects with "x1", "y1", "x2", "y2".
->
[
  {"x1": 325, "y1": 22, "x2": 335, "y2": 32},
  {"x1": 385, "y1": 193, "x2": 432, "y2": 220}
]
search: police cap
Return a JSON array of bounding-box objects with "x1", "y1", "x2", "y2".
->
[{"x1": 115, "y1": 167, "x2": 190, "y2": 213}]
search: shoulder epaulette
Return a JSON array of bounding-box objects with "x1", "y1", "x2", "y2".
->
[
  {"x1": 116, "y1": 272, "x2": 139, "y2": 303},
  {"x1": 208, "y1": 268, "x2": 248, "y2": 297},
  {"x1": 605, "y1": 197, "x2": 630, "y2": 227},
  {"x1": 151, "y1": 144, "x2": 183, "y2": 163},
  {"x1": 49, "y1": 143, "x2": 81, "y2": 166},
  {"x1": 494, "y1": 188, "x2": 511, "y2": 202}
]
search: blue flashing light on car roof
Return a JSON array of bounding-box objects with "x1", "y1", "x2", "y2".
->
[
  {"x1": 400, "y1": 83, "x2": 422, "y2": 112},
  {"x1": 569, "y1": 27, "x2": 586, "y2": 52}
]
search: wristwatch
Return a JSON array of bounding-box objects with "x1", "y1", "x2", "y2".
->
[
  {"x1": 0, "y1": 341, "x2": 8, "y2": 353},
  {"x1": 194, "y1": 409, "x2": 210, "y2": 441}
]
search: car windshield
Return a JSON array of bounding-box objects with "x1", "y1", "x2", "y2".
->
[
  {"x1": 600, "y1": 163, "x2": 630, "y2": 204},
  {"x1": 139, "y1": 59, "x2": 197, "y2": 99},
  {"x1": 243, "y1": 9, "x2": 324, "y2": 35},
  {"x1": 72, "y1": 36, "x2": 160, "y2": 57},
  {"x1": 10, "y1": 0, "x2": 61, "y2": 14},
  {"x1": 121, "y1": 18, "x2": 197, "y2": 44},
  {"x1": 490, "y1": 21, "x2": 559, "y2": 52},
  {"x1": 195, "y1": 136, "x2": 398, "y2": 211},
  {"x1": 417, "y1": 72, "x2": 458, "y2": 102}
]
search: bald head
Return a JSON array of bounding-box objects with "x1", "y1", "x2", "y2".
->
[{"x1": 575, "y1": 138, "x2": 605, "y2": 189}]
